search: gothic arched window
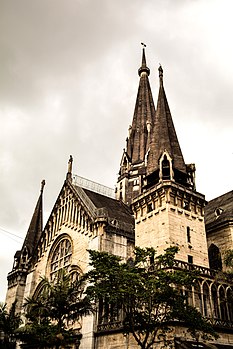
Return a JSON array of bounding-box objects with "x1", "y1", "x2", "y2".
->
[
  {"x1": 50, "y1": 238, "x2": 72, "y2": 280},
  {"x1": 159, "y1": 152, "x2": 173, "y2": 181},
  {"x1": 227, "y1": 288, "x2": 233, "y2": 321},
  {"x1": 162, "y1": 155, "x2": 171, "y2": 180},
  {"x1": 208, "y1": 244, "x2": 222, "y2": 270},
  {"x1": 21, "y1": 246, "x2": 29, "y2": 268},
  {"x1": 219, "y1": 286, "x2": 227, "y2": 321},
  {"x1": 211, "y1": 284, "x2": 219, "y2": 319},
  {"x1": 193, "y1": 281, "x2": 202, "y2": 313},
  {"x1": 203, "y1": 282, "x2": 211, "y2": 317}
]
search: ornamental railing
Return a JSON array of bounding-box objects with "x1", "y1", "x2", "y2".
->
[
  {"x1": 96, "y1": 317, "x2": 233, "y2": 333},
  {"x1": 97, "y1": 321, "x2": 123, "y2": 332},
  {"x1": 95, "y1": 262, "x2": 233, "y2": 334},
  {"x1": 72, "y1": 174, "x2": 115, "y2": 198},
  {"x1": 154, "y1": 259, "x2": 233, "y2": 284}
]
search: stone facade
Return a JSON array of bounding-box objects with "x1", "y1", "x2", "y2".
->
[
  {"x1": 132, "y1": 180, "x2": 209, "y2": 267},
  {"x1": 5, "y1": 50, "x2": 233, "y2": 349}
]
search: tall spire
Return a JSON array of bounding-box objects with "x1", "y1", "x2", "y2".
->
[
  {"x1": 22, "y1": 180, "x2": 45, "y2": 254},
  {"x1": 147, "y1": 65, "x2": 187, "y2": 183},
  {"x1": 117, "y1": 46, "x2": 156, "y2": 204},
  {"x1": 126, "y1": 45, "x2": 155, "y2": 164}
]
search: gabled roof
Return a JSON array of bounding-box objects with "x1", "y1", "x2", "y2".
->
[
  {"x1": 126, "y1": 48, "x2": 156, "y2": 165},
  {"x1": 205, "y1": 190, "x2": 233, "y2": 227},
  {"x1": 40, "y1": 177, "x2": 134, "y2": 241},
  {"x1": 147, "y1": 66, "x2": 186, "y2": 175}
]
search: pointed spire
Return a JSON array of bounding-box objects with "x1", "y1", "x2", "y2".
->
[
  {"x1": 22, "y1": 180, "x2": 45, "y2": 255},
  {"x1": 117, "y1": 46, "x2": 157, "y2": 204},
  {"x1": 147, "y1": 66, "x2": 187, "y2": 179},
  {"x1": 66, "y1": 155, "x2": 73, "y2": 181},
  {"x1": 126, "y1": 45, "x2": 155, "y2": 164}
]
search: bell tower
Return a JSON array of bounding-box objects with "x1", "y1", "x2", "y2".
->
[{"x1": 118, "y1": 50, "x2": 209, "y2": 267}]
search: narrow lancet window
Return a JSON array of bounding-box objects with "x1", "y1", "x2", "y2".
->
[
  {"x1": 187, "y1": 226, "x2": 191, "y2": 243},
  {"x1": 159, "y1": 152, "x2": 173, "y2": 181},
  {"x1": 162, "y1": 155, "x2": 170, "y2": 179},
  {"x1": 188, "y1": 255, "x2": 193, "y2": 264}
]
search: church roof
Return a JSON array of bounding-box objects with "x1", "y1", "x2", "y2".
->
[
  {"x1": 147, "y1": 66, "x2": 187, "y2": 175},
  {"x1": 82, "y1": 188, "x2": 134, "y2": 227},
  {"x1": 126, "y1": 47, "x2": 156, "y2": 164},
  {"x1": 205, "y1": 190, "x2": 233, "y2": 227}
]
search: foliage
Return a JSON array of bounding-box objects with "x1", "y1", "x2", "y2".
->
[
  {"x1": 224, "y1": 249, "x2": 233, "y2": 268},
  {"x1": 0, "y1": 301, "x2": 21, "y2": 348},
  {"x1": 18, "y1": 270, "x2": 92, "y2": 348},
  {"x1": 224, "y1": 249, "x2": 233, "y2": 279},
  {"x1": 86, "y1": 246, "x2": 217, "y2": 349}
]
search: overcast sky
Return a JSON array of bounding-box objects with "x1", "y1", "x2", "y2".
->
[{"x1": 0, "y1": 0, "x2": 232, "y2": 302}]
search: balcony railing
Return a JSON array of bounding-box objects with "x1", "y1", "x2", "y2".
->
[{"x1": 97, "y1": 317, "x2": 233, "y2": 334}]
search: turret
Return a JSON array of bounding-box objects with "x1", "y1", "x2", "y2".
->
[
  {"x1": 146, "y1": 65, "x2": 195, "y2": 190},
  {"x1": 6, "y1": 181, "x2": 45, "y2": 311}
]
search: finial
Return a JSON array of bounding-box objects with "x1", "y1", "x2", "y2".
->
[
  {"x1": 158, "y1": 64, "x2": 163, "y2": 85},
  {"x1": 138, "y1": 43, "x2": 150, "y2": 77},
  {"x1": 66, "y1": 155, "x2": 73, "y2": 181},
  {"x1": 40, "y1": 179, "x2": 45, "y2": 193},
  {"x1": 68, "y1": 155, "x2": 73, "y2": 174},
  {"x1": 158, "y1": 63, "x2": 163, "y2": 83}
]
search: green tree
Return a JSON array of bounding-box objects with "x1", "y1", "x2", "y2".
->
[
  {"x1": 86, "y1": 246, "x2": 217, "y2": 349},
  {"x1": 224, "y1": 249, "x2": 233, "y2": 273},
  {"x1": 18, "y1": 270, "x2": 92, "y2": 349},
  {"x1": 0, "y1": 301, "x2": 21, "y2": 349}
]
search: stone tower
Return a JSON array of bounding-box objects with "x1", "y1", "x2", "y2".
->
[{"x1": 118, "y1": 49, "x2": 209, "y2": 267}]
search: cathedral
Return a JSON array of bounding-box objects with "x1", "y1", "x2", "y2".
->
[{"x1": 5, "y1": 48, "x2": 233, "y2": 349}]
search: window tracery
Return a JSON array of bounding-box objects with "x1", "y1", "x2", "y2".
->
[{"x1": 50, "y1": 238, "x2": 72, "y2": 280}]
